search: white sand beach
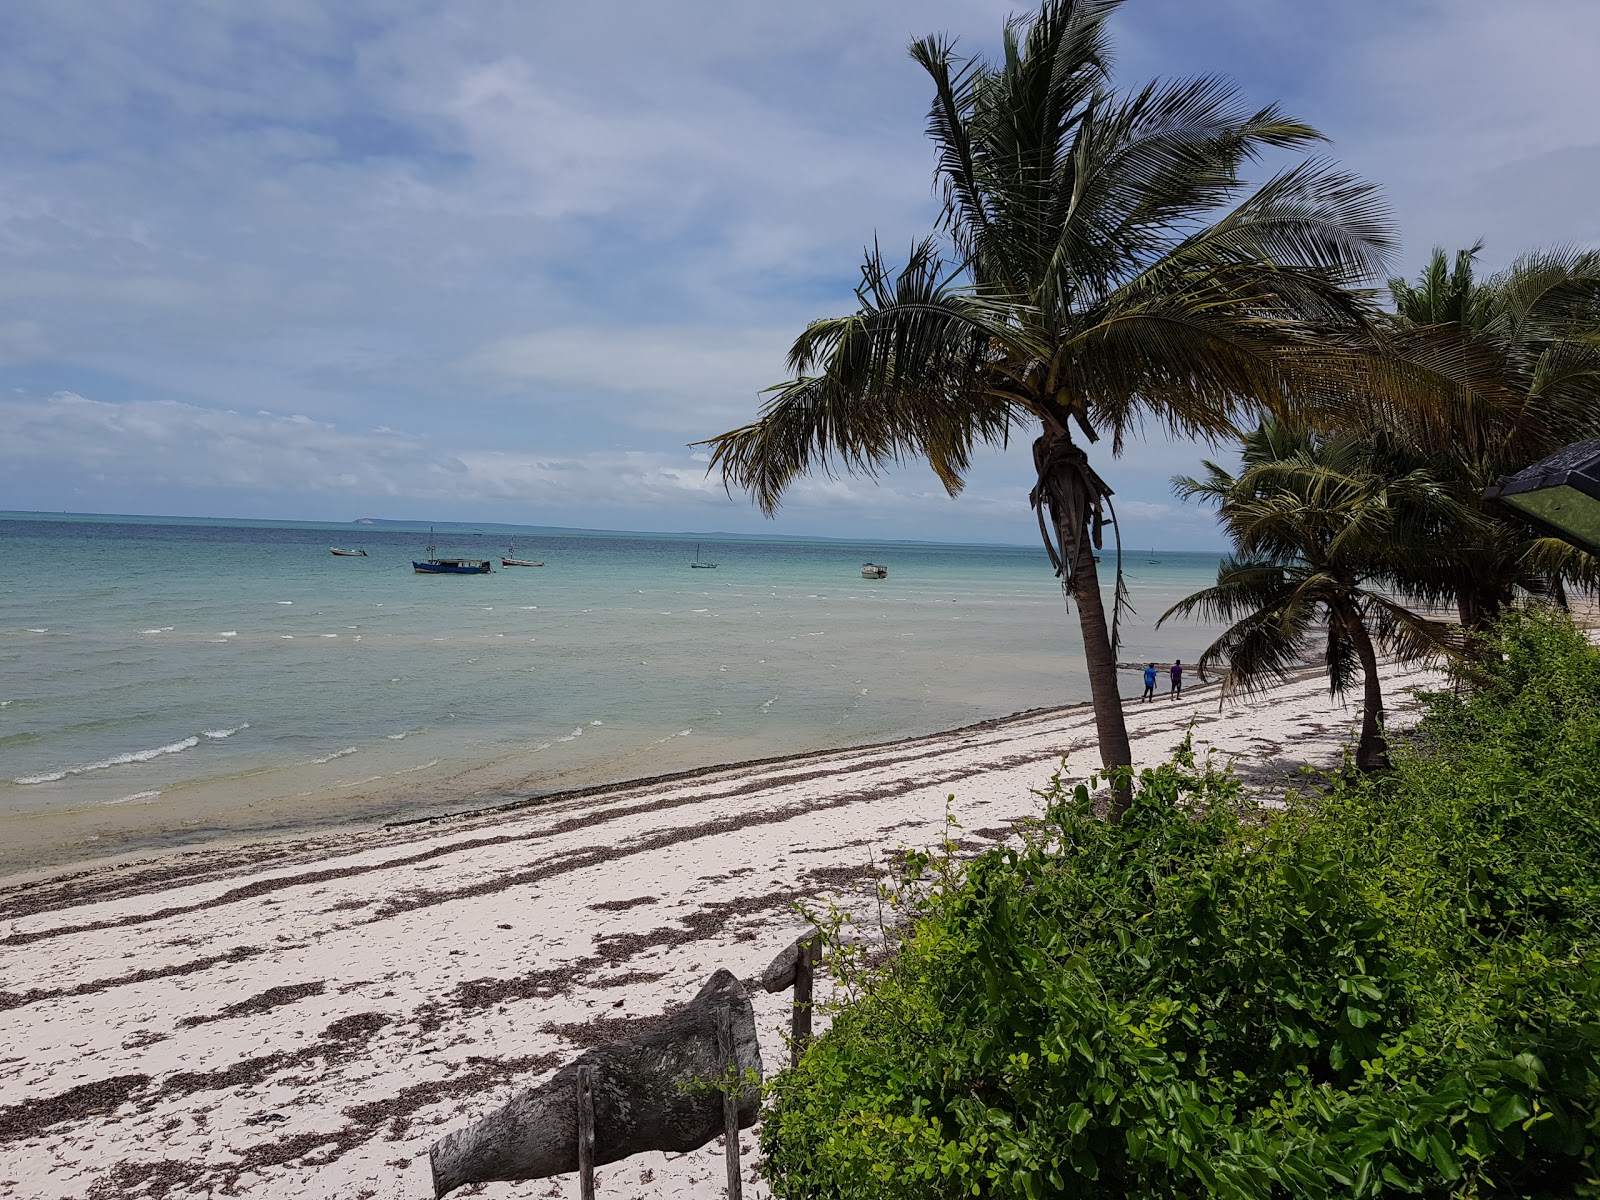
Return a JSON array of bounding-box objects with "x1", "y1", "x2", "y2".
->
[{"x1": 1, "y1": 662, "x2": 1445, "y2": 1200}]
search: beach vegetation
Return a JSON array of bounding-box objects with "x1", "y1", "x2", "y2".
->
[
  {"x1": 1158, "y1": 420, "x2": 1460, "y2": 771},
  {"x1": 699, "y1": 0, "x2": 1396, "y2": 815},
  {"x1": 758, "y1": 606, "x2": 1600, "y2": 1198}
]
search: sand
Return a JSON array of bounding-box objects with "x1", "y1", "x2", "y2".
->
[{"x1": 0, "y1": 661, "x2": 1447, "y2": 1200}]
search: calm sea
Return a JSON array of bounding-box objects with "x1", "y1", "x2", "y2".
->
[{"x1": 0, "y1": 513, "x2": 1223, "y2": 871}]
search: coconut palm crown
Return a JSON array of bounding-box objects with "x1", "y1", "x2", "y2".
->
[
  {"x1": 699, "y1": 0, "x2": 1396, "y2": 810},
  {"x1": 1375, "y1": 244, "x2": 1600, "y2": 629},
  {"x1": 1161, "y1": 422, "x2": 1459, "y2": 771}
]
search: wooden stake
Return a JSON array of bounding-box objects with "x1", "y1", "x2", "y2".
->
[
  {"x1": 576, "y1": 1064, "x2": 596, "y2": 1200},
  {"x1": 717, "y1": 1005, "x2": 742, "y2": 1200},
  {"x1": 791, "y1": 933, "x2": 818, "y2": 1068}
]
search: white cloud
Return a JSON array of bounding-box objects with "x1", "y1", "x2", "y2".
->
[
  {"x1": 0, "y1": 392, "x2": 733, "y2": 509},
  {"x1": 464, "y1": 325, "x2": 796, "y2": 431},
  {"x1": 1, "y1": 1, "x2": 1589, "y2": 547}
]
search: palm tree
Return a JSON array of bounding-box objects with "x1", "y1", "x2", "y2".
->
[
  {"x1": 1375, "y1": 245, "x2": 1600, "y2": 630},
  {"x1": 699, "y1": 0, "x2": 1395, "y2": 813},
  {"x1": 1160, "y1": 423, "x2": 1457, "y2": 771}
]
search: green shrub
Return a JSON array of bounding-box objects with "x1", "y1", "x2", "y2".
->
[{"x1": 761, "y1": 608, "x2": 1600, "y2": 1198}]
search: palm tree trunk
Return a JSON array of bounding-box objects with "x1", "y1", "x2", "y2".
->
[
  {"x1": 1035, "y1": 435, "x2": 1135, "y2": 817},
  {"x1": 1341, "y1": 606, "x2": 1390, "y2": 772}
]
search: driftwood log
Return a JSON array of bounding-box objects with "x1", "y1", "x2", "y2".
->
[{"x1": 429, "y1": 968, "x2": 763, "y2": 1198}]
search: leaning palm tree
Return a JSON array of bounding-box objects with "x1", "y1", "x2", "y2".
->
[
  {"x1": 1375, "y1": 245, "x2": 1600, "y2": 629},
  {"x1": 699, "y1": 0, "x2": 1395, "y2": 811},
  {"x1": 1160, "y1": 423, "x2": 1458, "y2": 771}
]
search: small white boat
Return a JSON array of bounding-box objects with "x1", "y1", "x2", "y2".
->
[
  {"x1": 861, "y1": 563, "x2": 887, "y2": 579},
  {"x1": 330, "y1": 547, "x2": 367, "y2": 557},
  {"x1": 502, "y1": 544, "x2": 544, "y2": 567},
  {"x1": 690, "y1": 543, "x2": 717, "y2": 569}
]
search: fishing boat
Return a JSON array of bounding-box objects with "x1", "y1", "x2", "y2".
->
[
  {"x1": 413, "y1": 530, "x2": 491, "y2": 574},
  {"x1": 415, "y1": 556, "x2": 491, "y2": 574},
  {"x1": 501, "y1": 544, "x2": 544, "y2": 567},
  {"x1": 330, "y1": 547, "x2": 367, "y2": 557},
  {"x1": 689, "y1": 543, "x2": 717, "y2": 569},
  {"x1": 861, "y1": 563, "x2": 888, "y2": 579}
]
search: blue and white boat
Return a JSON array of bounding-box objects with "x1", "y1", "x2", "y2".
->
[{"x1": 413, "y1": 530, "x2": 491, "y2": 574}]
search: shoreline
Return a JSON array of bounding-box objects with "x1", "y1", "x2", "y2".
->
[
  {"x1": 1, "y1": 660, "x2": 1445, "y2": 1199},
  {"x1": 0, "y1": 677, "x2": 1208, "y2": 890}
]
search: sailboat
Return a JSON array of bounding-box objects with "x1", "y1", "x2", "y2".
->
[
  {"x1": 1147, "y1": 547, "x2": 1161, "y2": 564},
  {"x1": 689, "y1": 543, "x2": 717, "y2": 568},
  {"x1": 502, "y1": 543, "x2": 544, "y2": 567}
]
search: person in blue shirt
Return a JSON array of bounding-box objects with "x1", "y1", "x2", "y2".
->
[{"x1": 1142, "y1": 663, "x2": 1157, "y2": 703}]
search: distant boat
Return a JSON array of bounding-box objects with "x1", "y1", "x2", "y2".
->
[
  {"x1": 502, "y1": 544, "x2": 544, "y2": 567},
  {"x1": 330, "y1": 547, "x2": 367, "y2": 557},
  {"x1": 861, "y1": 563, "x2": 888, "y2": 579},
  {"x1": 413, "y1": 529, "x2": 491, "y2": 574},
  {"x1": 690, "y1": 543, "x2": 717, "y2": 569},
  {"x1": 1147, "y1": 547, "x2": 1161, "y2": 564}
]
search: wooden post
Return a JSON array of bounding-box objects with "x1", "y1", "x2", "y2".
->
[
  {"x1": 576, "y1": 1064, "x2": 596, "y2": 1200},
  {"x1": 791, "y1": 933, "x2": 819, "y2": 1068},
  {"x1": 717, "y1": 1005, "x2": 742, "y2": 1200}
]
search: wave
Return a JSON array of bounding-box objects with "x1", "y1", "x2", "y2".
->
[
  {"x1": 310, "y1": 746, "x2": 358, "y2": 765},
  {"x1": 12, "y1": 722, "x2": 249, "y2": 785},
  {"x1": 104, "y1": 790, "x2": 162, "y2": 806},
  {"x1": 14, "y1": 736, "x2": 201, "y2": 784}
]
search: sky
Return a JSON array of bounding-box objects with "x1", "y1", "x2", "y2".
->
[{"x1": 1, "y1": 0, "x2": 1597, "y2": 548}]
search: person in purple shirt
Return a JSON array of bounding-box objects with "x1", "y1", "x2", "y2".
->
[{"x1": 1170, "y1": 658, "x2": 1183, "y2": 700}]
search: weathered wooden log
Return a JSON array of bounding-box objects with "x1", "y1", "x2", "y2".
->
[
  {"x1": 429, "y1": 969, "x2": 763, "y2": 1198},
  {"x1": 760, "y1": 927, "x2": 820, "y2": 993}
]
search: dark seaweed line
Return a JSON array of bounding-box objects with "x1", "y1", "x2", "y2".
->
[
  {"x1": 1, "y1": 735, "x2": 1043, "y2": 946},
  {"x1": 0, "y1": 753, "x2": 1045, "y2": 1014}
]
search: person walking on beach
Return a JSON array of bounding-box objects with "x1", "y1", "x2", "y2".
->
[
  {"x1": 1142, "y1": 663, "x2": 1157, "y2": 703},
  {"x1": 1170, "y1": 658, "x2": 1183, "y2": 700}
]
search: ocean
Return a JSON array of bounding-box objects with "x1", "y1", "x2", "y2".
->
[{"x1": 0, "y1": 513, "x2": 1224, "y2": 872}]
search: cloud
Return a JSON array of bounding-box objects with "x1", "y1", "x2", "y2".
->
[
  {"x1": 464, "y1": 325, "x2": 796, "y2": 431},
  {"x1": 1, "y1": 1, "x2": 1591, "y2": 546},
  {"x1": 0, "y1": 392, "x2": 730, "y2": 509}
]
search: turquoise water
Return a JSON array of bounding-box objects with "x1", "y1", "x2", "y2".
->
[{"x1": 0, "y1": 513, "x2": 1223, "y2": 869}]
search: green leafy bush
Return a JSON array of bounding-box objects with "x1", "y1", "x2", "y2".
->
[{"x1": 761, "y1": 608, "x2": 1600, "y2": 1198}]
